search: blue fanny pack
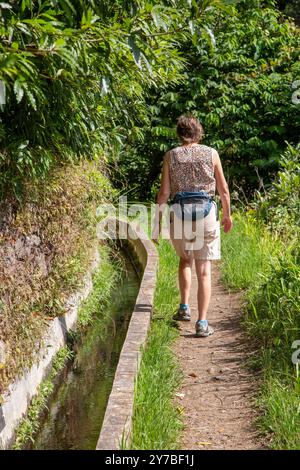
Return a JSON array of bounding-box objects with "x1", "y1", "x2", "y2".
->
[{"x1": 170, "y1": 191, "x2": 214, "y2": 221}]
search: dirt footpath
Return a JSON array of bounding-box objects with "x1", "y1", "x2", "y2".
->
[{"x1": 173, "y1": 262, "x2": 266, "y2": 450}]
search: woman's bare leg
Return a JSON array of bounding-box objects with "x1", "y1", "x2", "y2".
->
[
  {"x1": 194, "y1": 260, "x2": 212, "y2": 321},
  {"x1": 178, "y1": 257, "x2": 193, "y2": 304}
]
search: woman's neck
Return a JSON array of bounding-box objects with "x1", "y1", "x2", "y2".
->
[{"x1": 181, "y1": 142, "x2": 199, "y2": 147}]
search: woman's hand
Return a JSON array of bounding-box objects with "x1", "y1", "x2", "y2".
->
[{"x1": 222, "y1": 215, "x2": 233, "y2": 233}]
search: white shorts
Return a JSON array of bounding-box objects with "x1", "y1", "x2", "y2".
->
[{"x1": 169, "y1": 201, "x2": 221, "y2": 261}]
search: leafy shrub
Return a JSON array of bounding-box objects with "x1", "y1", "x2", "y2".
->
[
  {"x1": 246, "y1": 250, "x2": 300, "y2": 358},
  {"x1": 253, "y1": 143, "x2": 300, "y2": 237},
  {"x1": 0, "y1": 0, "x2": 189, "y2": 199},
  {"x1": 0, "y1": 0, "x2": 234, "y2": 201},
  {"x1": 115, "y1": 1, "x2": 300, "y2": 199}
]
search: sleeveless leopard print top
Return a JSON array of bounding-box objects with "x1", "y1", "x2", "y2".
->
[{"x1": 168, "y1": 144, "x2": 216, "y2": 200}]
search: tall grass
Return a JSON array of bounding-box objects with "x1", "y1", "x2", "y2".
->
[
  {"x1": 220, "y1": 210, "x2": 300, "y2": 449},
  {"x1": 220, "y1": 211, "x2": 280, "y2": 289},
  {"x1": 257, "y1": 376, "x2": 300, "y2": 450},
  {"x1": 131, "y1": 240, "x2": 183, "y2": 449},
  {"x1": 78, "y1": 243, "x2": 124, "y2": 328}
]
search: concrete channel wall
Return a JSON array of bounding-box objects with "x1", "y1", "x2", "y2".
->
[
  {"x1": 96, "y1": 218, "x2": 158, "y2": 449},
  {"x1": 0, "y1": 217, "x2": 158, "y2": 450}
]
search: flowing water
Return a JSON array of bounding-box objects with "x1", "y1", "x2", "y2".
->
[{"x1": 31, "y1": 248, "x2": 140, "y2": 450}]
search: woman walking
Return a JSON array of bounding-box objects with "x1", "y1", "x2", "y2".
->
[{"x1": 152, "y1": 114, "x2": 233, "y2": 337}]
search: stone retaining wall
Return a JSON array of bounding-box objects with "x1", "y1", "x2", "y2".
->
[
  {"x1": 0, "y1": 248, "x2": 101, "y2": 450},
  {"x1": 0, "y1": 217, "x2": 158, "y2": 450}
]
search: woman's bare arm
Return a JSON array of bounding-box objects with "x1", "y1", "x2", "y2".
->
[
  {"x1": 213, "y1": 149, "x2": 233, "y2": 233},
  {"x1": 152, "y1": 152, "x2": 171, "y2": 241},
  {"x1": 157, "y1": 152, "x2": 171, "y2": 204}
]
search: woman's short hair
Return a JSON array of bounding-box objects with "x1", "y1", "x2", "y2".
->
[{"x1": 176, "y1": 114, "x2": 204, "y2": 144}]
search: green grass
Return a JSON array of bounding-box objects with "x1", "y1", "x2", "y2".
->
[
  {"x1": 130, "y1": 239, "x2": 183, "y2": 449},
  {"x1": 77, "y1": 243, "x2": 124, "y2": 328},
  {"x1": 220, "y1": 210, "x2": 280, "y2": 290},
  {"x1": 220, "y1": 210, "x2": 300, "y2": 449},
  {"x1": 257, "y1": 374, "x2": 300, "y2": 450}
]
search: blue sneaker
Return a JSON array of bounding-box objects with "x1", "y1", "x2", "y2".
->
[
  {"x1": 195, "y1": 320, "x2": 214, "y2": 337},
  {"x1": 172, "y1": 305, "x2": 191, "y2": 321}
]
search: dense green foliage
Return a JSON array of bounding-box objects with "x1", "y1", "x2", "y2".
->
[
  {"x1": 221, "y1": 144, "x2": 300, "y2": 449},
  {"x1": 254, "y1": 143, "x2": 300, "y2": 236},
  {"x1": 2, "y1": 1, "x2": 299, "y2": 201},
  {"x1": 247, "y1": 143, "x2": 300, "y2": 367},
  {"x1": 115, "y1": 0, "x2": 300, "y2": 199},
  {"x1": 0, "y1": 0, "x2": 230, "y2": 199}
]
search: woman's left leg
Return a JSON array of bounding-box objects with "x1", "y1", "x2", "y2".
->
[
  {"x1": 194, "y1": 259, "x2": 214, "y2": 336},
  {"x1": 194, "y1": 259, "x2": 212, "y2": 321}
]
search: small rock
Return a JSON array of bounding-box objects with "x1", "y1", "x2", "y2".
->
[
  {"x1": 26, "y1": 234, "x2": 41, "y2": 247},
  {"x1": 188, "y1": 372, "x2": 197, "y2": 378},
  {"x1": 214, "y1": 375, "x2": 227, "y2": 381}
]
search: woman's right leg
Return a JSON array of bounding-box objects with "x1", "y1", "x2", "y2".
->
[{"x1": 178, "y1": 257, "x2": 193, "y2": 305}]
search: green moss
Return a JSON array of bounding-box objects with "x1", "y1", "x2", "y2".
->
[{"x1": 78, "y1": 244, "x2": 123, "y2": 328}]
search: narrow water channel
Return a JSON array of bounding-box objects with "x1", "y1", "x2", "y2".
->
[{"x1": 31, "y1": 247, "x2": 140, "y2": 450}]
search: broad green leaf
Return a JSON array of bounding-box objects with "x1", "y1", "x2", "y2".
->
[{"x1": 13, "y1": 80, "x2": 24, "y2": 103}]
